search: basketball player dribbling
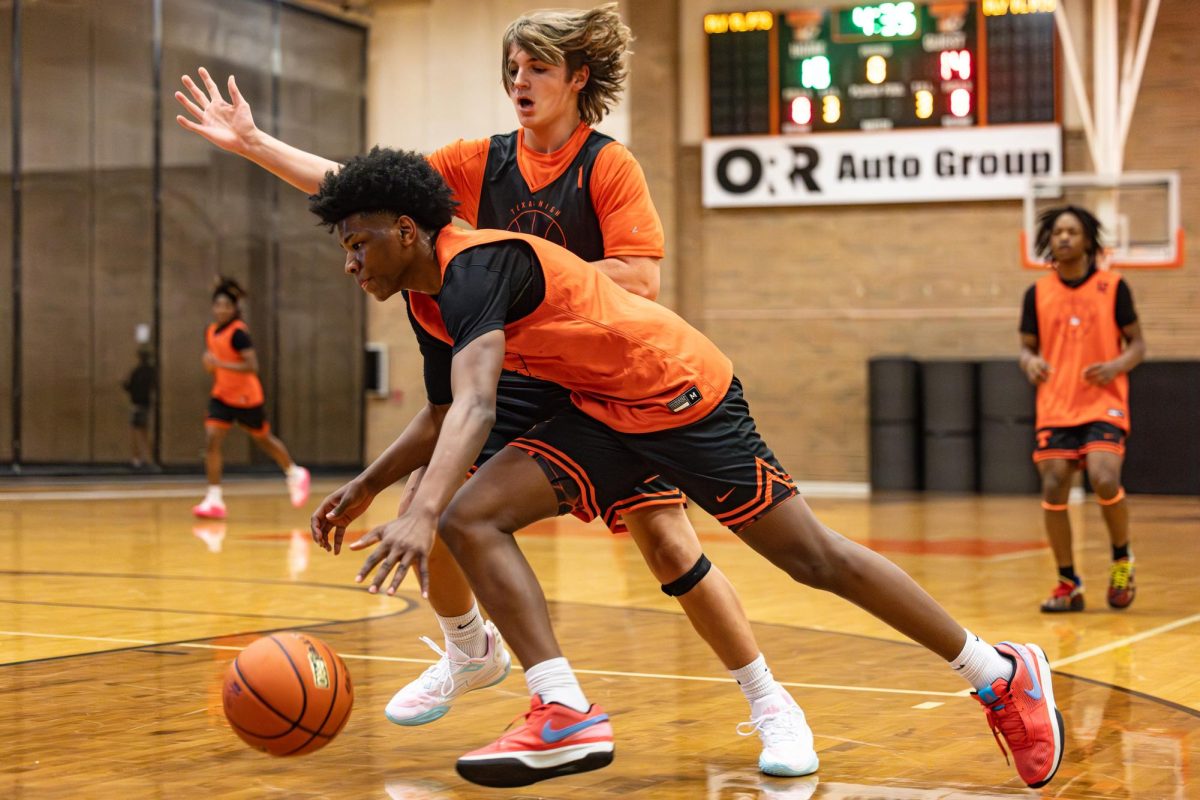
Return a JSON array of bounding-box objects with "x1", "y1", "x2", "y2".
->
[{"x1": 176, "y1": 4, "x2": 816, "y2": 776}]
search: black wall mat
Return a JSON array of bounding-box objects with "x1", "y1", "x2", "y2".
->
[
  {"x1": 869, "y1": 358, "x2": 921, "y2": 490},
  {"x1": 921, "y1": 360, "x2": 977, "y2": 435},
  {"x1": 871, "y1": 423, "x2": 921, "y2": 490},
  {"x1": 979, "y1": 420, "x2": 1040, "y2": 493},
  {"x1": 1124, "y1": 361, "x2": 1200, "y2": 495},
  {"x1": 924, "y1": 433, "x2": 977, "y2": 492},
  {"x1": 978, "y1": 359, "x2": 1036, "y2": 422}
]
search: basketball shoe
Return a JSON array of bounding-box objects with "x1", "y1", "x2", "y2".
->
[
  {"x1": 286, "y1": 465, "x2": 311, "y2": 508},
  {"x1": 974, "y1": 641, "x2": 1064, "y2": 788},
  {"x1": 1107, "y1": 558, "x2": 1136, "y2": 609},
  {"x1": 385, "y1": 620, "x2": 511, "y2": 726},
  {"x1": 737, "y1": 691, "x2": 819, "y2": 777},
  {"x1": 1040, "y1": 578, "x2": 1084, "y2": 613},
  {"x1": 191, "y1": 498, "x2": 227, "y2": 520},
  {"x1": 455, "y1": 695, "x2": 614, "y2": 788}
]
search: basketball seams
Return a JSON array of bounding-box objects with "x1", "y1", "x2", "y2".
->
[
  {"x1": 223, "y1": 632, "x2": 353, "y2": 756},
  {"x1": 281, "y1": 637, "x2": 343, "y2": 756},
  {"x1": 324, "y1": 648, "x2": 354, "y2": 738},
  {"x1": 268, "y1": 634, "x2": 311, "y2": 726},
  {"x1": 328, "y1": 656, "x2": 354, "y2": 738},
  {"x1": 231, "y1": 659, "x2": 305, "y2": 738}
]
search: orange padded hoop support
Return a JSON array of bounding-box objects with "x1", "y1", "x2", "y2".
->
[{"x1": 1021, "y1": 229, "x2": 1186, "y2": 270}]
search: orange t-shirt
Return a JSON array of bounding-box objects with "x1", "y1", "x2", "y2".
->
[
  {"x1": 1032, "y1": 270, "x2": 1131, "y2": 431},
  {"x1": 425, "y1": 123, "x2": 665, "y2": 258},
  {"x1": 206, "y1": 320, "x2": 264, "y2": 408},
  {"x1": 407, "y1": 226, "x2": 731, "y2": 434}
]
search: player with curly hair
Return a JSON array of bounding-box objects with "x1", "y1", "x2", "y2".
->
[{"x1": 176, "y1": 5, "x2": 817, "y2": 776}]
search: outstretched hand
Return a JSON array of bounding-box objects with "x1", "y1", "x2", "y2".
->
[
  {"x1": 310, "y1": 479, "x2": 377, "y2": 555},
  {"x1": 175, "y1": 67, "x2": 259, "y2": 154},
  {"x1": 349, "y1": 511, "x2": 436, "y2": 598}
]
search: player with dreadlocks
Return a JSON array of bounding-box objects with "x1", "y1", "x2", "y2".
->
[{"x1": 1019, "y1": 205, "x2": 1147, "y2": 612}]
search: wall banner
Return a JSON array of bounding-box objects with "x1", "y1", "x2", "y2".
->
[{"x1": 702, "y1": 124, "x2": 1061, "y2": 207}]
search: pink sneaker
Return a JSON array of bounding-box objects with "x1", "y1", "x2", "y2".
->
[
  {"x1": 191, "y1": 499, "x2": 227, "y2": 519},
  {"x1": 287, "y1": 466, "x2": 311, "y2": 508}
]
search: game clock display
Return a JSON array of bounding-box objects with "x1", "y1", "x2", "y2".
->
[{"x1": 706, "y1": 1, "x2": 1057, "y2": 136}]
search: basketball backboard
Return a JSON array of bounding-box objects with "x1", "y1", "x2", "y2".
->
[{"x1": 1021, "y1": 171, "x2": 1183, "y2": 269}]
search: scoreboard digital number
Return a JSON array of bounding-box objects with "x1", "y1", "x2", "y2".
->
[{"x1": 705, "y1": 1, "x2": 1057, "y2": 136}]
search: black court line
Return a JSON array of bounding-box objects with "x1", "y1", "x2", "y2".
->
[
  {"x1": 1054, "y1": 670, "x2": 1200, "y2": 719},
  {"x1": 0, "y1": 598, "x2": 335, "y2": 624},
  {"x1": 0, "y1": 567, "x2": 420, "y2": 668},
  {"x1": 0, "y1": 606, "x2": 416, "y2": 669},
  {"x1": 0, "y1": 569, "x2": 394, "y2": 594},
  {"x1": 3, "y1": 570, "x2": 1197, "y2": 719}
]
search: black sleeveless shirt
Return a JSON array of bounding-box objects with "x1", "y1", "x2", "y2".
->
[{"x1": 475, "y1": 129, "x2": 614, "y2": 263}]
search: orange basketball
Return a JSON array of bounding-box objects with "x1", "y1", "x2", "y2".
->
[{"x1": 222, "y1": 632, "x2": 354, "y2": 756}]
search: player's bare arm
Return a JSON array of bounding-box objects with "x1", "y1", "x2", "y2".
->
[
  {"x1": 349, "y1": 330, "x2": 506, "y2": 597},
  {"x1": 311, "y1": 403, "x2": 445, "y2": 553},
  {"x1": 1019, "y1": 332, "x2": 1051, "y2": 384},
  {"x1": 591, "y1": 255, "x2": 661, "y2": 300},
  {"x1": 1084, "y1": 321, "x2": 1147, "y2": 385},
  {"x1": 175, "y1": 66, "x2": 339, "y2": 195}
]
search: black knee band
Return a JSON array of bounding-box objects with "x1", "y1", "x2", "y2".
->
[{"x1": 661, "y1": 554, "x2": 712, "y2": 597}]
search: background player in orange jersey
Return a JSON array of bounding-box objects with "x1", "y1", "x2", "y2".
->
[
  {"x1": 1020, "y1": 206, "x2": 1146, "y2": 613},
  {"x1": 175, "y1": 5, "x2": 818, "y2": 776},
  {"x1": 306, "y1": 148, "x2": 1064, "y2": 791},
  {"x1": 193, "y1": 278, "x2": 310, "y2": 519}
]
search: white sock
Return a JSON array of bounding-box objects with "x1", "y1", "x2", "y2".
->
[
  {"x1": 525, "y1": 657, "x2": 589, "y2": 712},
  {"x1": 436, "y1": 603, "x2": 488, "y2": 659},
  {"x1": 286, "y1": 464, "x2": 305, "y2": 480},
  {"x1": 949, "y1": 630, "x2": 1014, "y2": 691},
  {"x1": 731, "y1": 653, "x2": 780, "y2": 704},
  {"x1": 204, "y1": 485, "x2": 223, "y2": 505}
]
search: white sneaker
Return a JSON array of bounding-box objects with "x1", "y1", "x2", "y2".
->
[
  {"x1": 738, "y1": 691, "x2": 820, "y2": 777},
  {"x1": 385, "y1": 620, "x2": 512, "y2": 726}
]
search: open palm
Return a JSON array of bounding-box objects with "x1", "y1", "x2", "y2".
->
[{"x1": 175, "y1": 66, "x2": 258, "y2": 154}]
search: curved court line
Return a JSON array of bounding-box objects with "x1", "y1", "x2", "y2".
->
[
  {"x1": 7, "y1": 617, "x2": 1199, "y2": 713},
  {"x1": 5, "y1": 571, "x2": 1196, "y2": 712},
  {"x1": 0, "y1": 597, "x2": 335, "y2": 624},
  {"x1": 0, "y1": 568, "x2": 391, "y2": 595},
  {"x1": 0, "y1": 485, "x2": 306, "y2": 502},
  {"x1": 0, "y1": 628, "x2": 984, "y2": 700}
]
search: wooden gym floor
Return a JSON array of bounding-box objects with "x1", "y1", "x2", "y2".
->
[{"x1": 1, "y1": 478, "x2": 1197, "y2": 799}]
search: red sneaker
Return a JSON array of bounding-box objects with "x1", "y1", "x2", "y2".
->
[
  {"x1": 975, "y1": 642, "x2": 1064, "y2": 788},
  {"x1": 1107, "y1": 558, "x2": 1136, "y2": 609},
  {"x1": 455, "y1": 695, "x2": 614, "y2": 788},
  {"x1": 1040, "y1": 578, "x2": 1084, "y2": 613}
]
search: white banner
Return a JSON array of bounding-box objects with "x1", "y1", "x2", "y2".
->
[{"x1": 702, "y1": 124, "x2": 1061, "y2": 207}]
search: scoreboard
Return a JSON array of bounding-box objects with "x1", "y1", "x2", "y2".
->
[{"x1": 706, "y1": 1, "x2": 1057, "y2": 136}]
